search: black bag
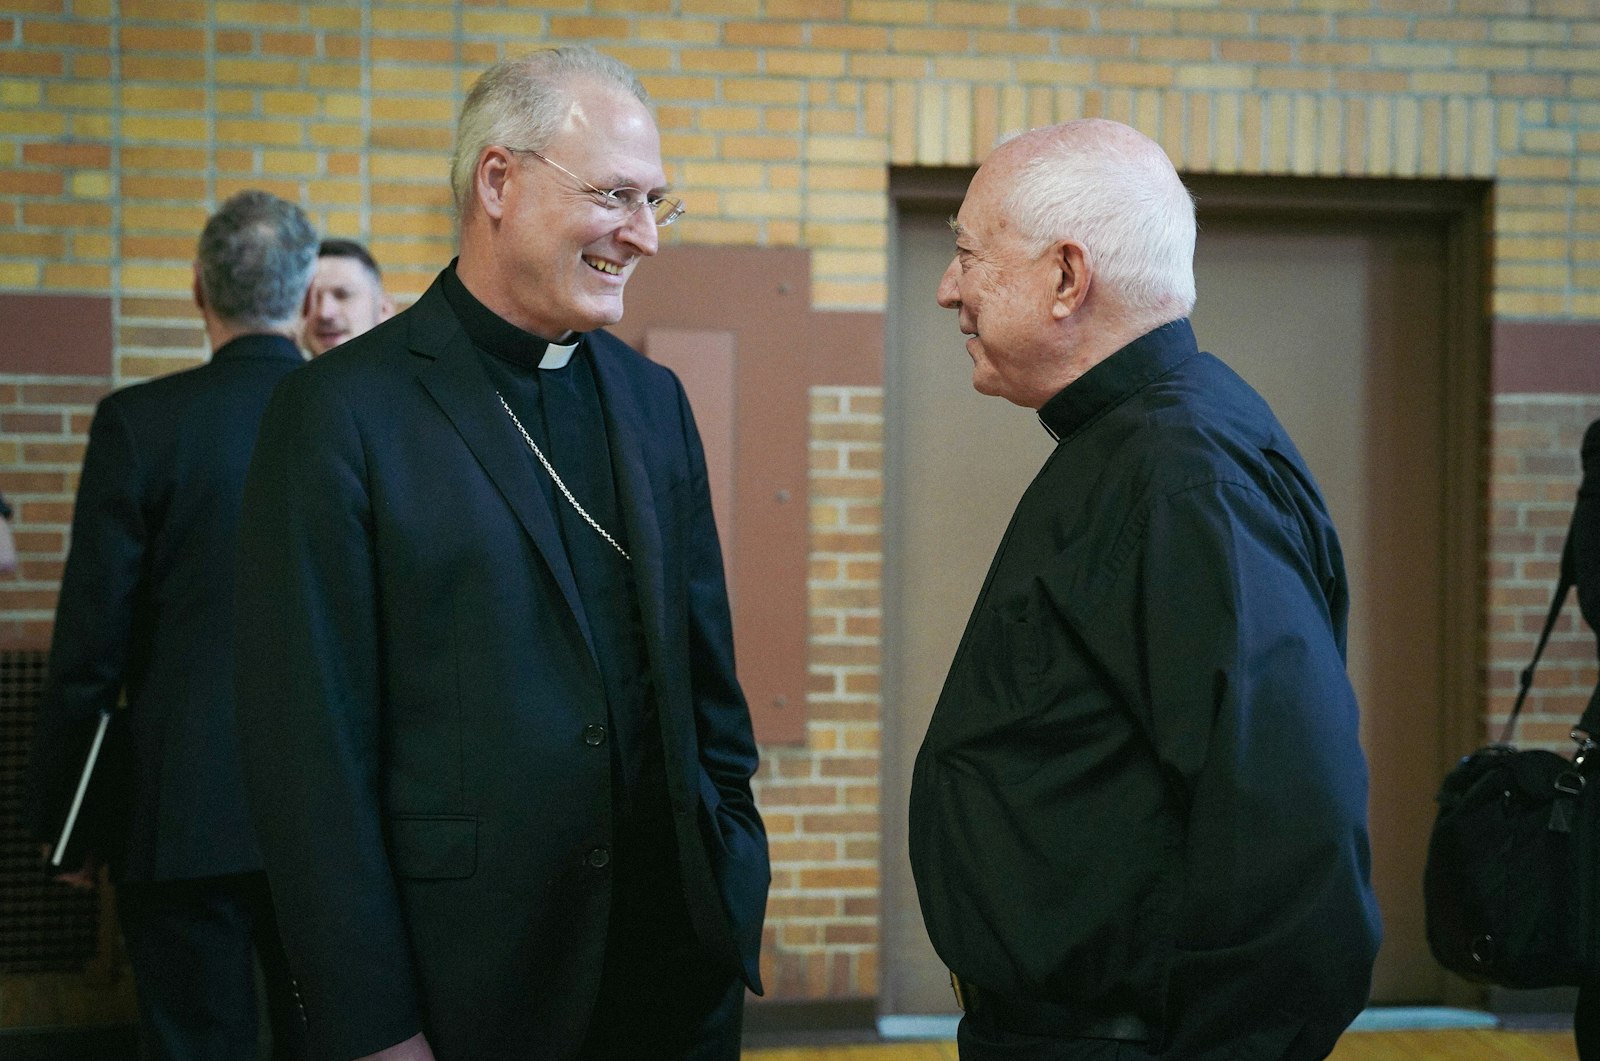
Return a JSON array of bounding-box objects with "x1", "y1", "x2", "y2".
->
[{"x1": 1423, "y1": 535, "x2": 1600, "y2": 989}]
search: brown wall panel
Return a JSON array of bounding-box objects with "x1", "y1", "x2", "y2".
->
[
  {"x1": 0, "y1": 295, "x2": 114, "y2": 377},
  {"x1": 1494, "y1": 320, "x2": 1600, "y2": 394},
  {"x1": 618, "y1": 245, "x2": 884, "y2": 744}
]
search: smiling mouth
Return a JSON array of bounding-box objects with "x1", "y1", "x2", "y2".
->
[{"x1": 584, "y1": 256, "x2": 623, "y2": 275}]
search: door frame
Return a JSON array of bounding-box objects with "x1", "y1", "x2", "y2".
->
[{"x1": 880, "y1": 168, "x2": 1492, "y2": 1015}]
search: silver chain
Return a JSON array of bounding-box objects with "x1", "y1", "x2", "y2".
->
[{"x1": 496, "y1": 391, "x2": 630, "y2": 561}]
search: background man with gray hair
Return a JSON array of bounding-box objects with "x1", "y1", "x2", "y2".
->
[
  {"x1": 25, "y1": 189, "x2": 316, "y2": 1061},
  {"x1": 234, "y1": 47, "x2": 767, "y2": 1061},
  {"x1": 909, "y1": 119, "x2": 1381, "y2": 1060}
]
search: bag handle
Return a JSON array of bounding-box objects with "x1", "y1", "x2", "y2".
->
[{"x1": 1500, "y1": 532, "x2": 1575, "y2": 745}]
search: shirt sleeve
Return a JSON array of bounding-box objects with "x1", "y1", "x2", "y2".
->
[{"x1": 1125, "y1": 479, "x2": 1379, "y2": 1059}]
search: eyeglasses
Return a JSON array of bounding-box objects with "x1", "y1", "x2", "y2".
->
[{"x1": 508, "y1": 148, "x2": 685, "y2": 228}]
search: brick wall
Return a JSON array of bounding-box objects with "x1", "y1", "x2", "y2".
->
[{"x1": 3, "y1": 0, "x2": 1600, "y2": 1011}]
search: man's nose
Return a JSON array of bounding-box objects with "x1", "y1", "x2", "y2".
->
[
  {"x1": 936, "y1": 258, "x2": 961, "y2": 308},
  {"x1": 618, "y1": 206, "x2": 659, "y2": 257}
]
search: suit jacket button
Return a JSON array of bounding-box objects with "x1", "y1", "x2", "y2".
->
[
  {"x1": 583, "y1": 723, "x2": 607, "y2": 746},
  {"x1": 587, "y1": 847, "x2": 610, "y2": 868}
]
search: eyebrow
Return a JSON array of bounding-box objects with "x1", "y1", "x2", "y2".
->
[{"x1": 947, "y1": 216, "x2": 962, "y2": 237}]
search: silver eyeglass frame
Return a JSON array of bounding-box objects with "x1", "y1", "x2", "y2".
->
[{"x1": 507, "y1": 147, "x2": 685, "y2": 227}]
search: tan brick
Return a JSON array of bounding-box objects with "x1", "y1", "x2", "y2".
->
[{"x1": 849, "y1": 0, "x2": 930, "y2": 23}]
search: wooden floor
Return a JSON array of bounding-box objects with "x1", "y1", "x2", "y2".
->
[{"x1": 744, "y1": 1029, "x2": 1579, "y2": 1060}]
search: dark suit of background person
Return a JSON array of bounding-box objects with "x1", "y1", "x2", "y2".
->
[
  {"x1": 233, "y1": 48, "x2": 768, "y2": 1061},
  {"x1": 908, "y1": 120, "x2": 1381, "y2": 1061},
  {"x1": 1569, "y1": 418, "x2": 1600, "y2": 1061},
  {"x1": 23, "y1": 190, "x2": 316, "y2": 1061}
]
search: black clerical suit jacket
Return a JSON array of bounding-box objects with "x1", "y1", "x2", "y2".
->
[
  {"x1": 233, "y1": 278, "x2": 768, "y2": 1061},
  {"x1": 26, "y1": 335, "x2": 305, "y2": 882}
]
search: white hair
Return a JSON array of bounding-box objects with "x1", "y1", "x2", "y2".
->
[
  {"x1": 449, "y1": 47, "x2": 649, "y2": 216},
  {"x1": 1002, "y1": 120, "x2": 1197, "y2": 318}
]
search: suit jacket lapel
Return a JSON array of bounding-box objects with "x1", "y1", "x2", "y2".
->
[
  {"x1": 407, "y1": 284, "x2": 599, "y2": 661},
  {"x1": 590, "y1": 340, "x2": 670, "y2": 677}
]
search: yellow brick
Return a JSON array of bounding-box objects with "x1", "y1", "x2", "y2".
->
[
  {"x1": 215, "y1": 3, "x2": 305, "y2": 26},
  {"x1": 120, "y1": 263, "x2": 193, "y2": 292},
  {"x1": 308, "y1": 6, "x2": 362, "y2": 29},
  {"x1": 0, "y1": 260, "x2": 40, "y2": 287},
  {"x1": 933, "y1": 57, "x2": 1014, "y2": 81},
  {"x1": 803, "y1": 221, "x2": 886, "y2": 249},
  {"x1": 215, "y1": 177, "x2": 301, "y2": 201},
  {"x1": 699, "y1": 107, "x2": 762, "y2": 132},
  {"x1": 458, "y1": 11, "x2": 536, "y2": 35},
  {"x1": 372, "y1": 8, "x2": 454, "y2": 34},
  {"x1": 810, "y1": 109, "x2": 861, "y2": 136},
  {"x1": 634, "y1": 17, "x2": 719, "y2": 43},
  {"x1": 849, "y1": 0, "x2": 929, "y2": 24},
  {"x1": 306, "y1": 179, "x2": 365, "y2": 206},
  {"x1": 679, "y1": 48, "x2": 760, "y2": 74},
  {"x1": 260, "y1": 150, "x2": 320, "y2": 176},
  {"x1": 73, "y1": 233, "x2": 114, "y2": 258},
  {"x1": 1414, "y1": 71, "x2": 1491, "y2": 93},
  {"x1": 677, "y1": 218, "x2": 760, "y2": 243},
  {"x1": 215, "y1": 58, "x2": 303, "y2": 86},
  {"x1": 640, "y1": 75, "x2": 718, "y2": 102},
  {"x1": 1498, "y1": 155, "x2": 1574, "y2": 180},
  {"x1": 721, "y1": 136, "x2": 801, "y2": 161},
  {"x1": 309, "y1": 124, "x2": 370, "y2": 149},
  {"x1": 810, "y1": 25, "x2": 889, "y2": 50},
  {"x1": 848, "y1": 54, "x2": 927, "y2": 80},
  {"x1": 806, "y1": 193, "x2": 887, "y2": 221},
  {"x1": 122, "y1": 115, "x2": 209, "y2": 142},
  {"x1": 216, "y1": 119, "x2": 304, "y2": 147},
  {"x1": 44, "y1": 263, "x2": 112, "y2": 290},
  {"x1": 681, "y1": 0, "x2": 759, "y2": 13},
  {"x1": 123, "y1": 86, "x2": 208, "y2": 113},
  {"x1": 812, "y1": 278, "x2": 885, "y2": 310},
  {"x1": 724, "y1": 20, "x2": 806, "y2": 46},
  {"x1": 1176, "y1": 64, "x2": 1254, "y2": 90},
  {"x1": 1, "y1": 79, "x2": 50, "y2": 112},
  {"x1": 659, "y1": 132, "x2": 717, "y2": 157},
  {"x1": 892, "y1": 28, "x2": 968, "y2": 52},
  {"x1": 1011, "y1": 57, "x2": 1100, "y2": 83},
  {"x1": 260, "y1": 91, "x2": 320, "y2": 118},
  {"x1": 1098, "y1": 63, "x2": 1175, "y2": 88},
  {"x1": 766, "y1": 51, "x2": 848, "y2": 77},
  {"x1": 368, "y1": 126, "x2": 452, "y2": 152},
  {"x1": 723, "y1": 191, "x2": 803, "y2": 216},
  {"x1": 934, "y1": 0, "x2": 1010, "y2": 25},
  {"x1": 1497, "y1": 264, "x2": 1570, "y2": 286},
  {"x1": 548, "y1": 15, "x2": 628, "y2": 38},
  {"x1": 70, "y1": 172, "x2": 113, "y2": 198},
  {"x1": 807, "y1": 136, "x2": 888, "y2": 165},
  {"x1": 681, "y1": 160, "x2": 765, "y2": 188},
  {"x1": 371, "y1": 66, "x2": 455, "y2": 93},
  {"x1": 370, "y1": 97, "x2": 457, "y2": 123}
]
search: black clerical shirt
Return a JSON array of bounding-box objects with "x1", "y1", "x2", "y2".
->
[
  {"x1": 440, "y1": 264, "x2": 661, "y2": 818},
  {"x1": 909, "y1": 319, "x2": 1381, "y2": 1060}
]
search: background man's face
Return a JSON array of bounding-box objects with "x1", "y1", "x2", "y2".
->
[
  {"x1": 302, "y1": 256, "x2": 390, "y2": 356},
  {"x1": 492, "y1": 81, "x2": 666, "y2": 338}
]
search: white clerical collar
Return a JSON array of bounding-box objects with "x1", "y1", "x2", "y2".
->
[{"x1": 539, "y1": 339, "x2": 578, "y2": 370}]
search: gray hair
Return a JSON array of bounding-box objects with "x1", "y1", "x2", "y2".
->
[
  {"x1": 449, "y1": 47, "x2": 649, "y2": 216},
  {"x1": 196, "y1": 190, "x2": 318, "y2": 329},
  {"x1": 1003, "y1": 120, "x2": 1197, "y2": 319}
]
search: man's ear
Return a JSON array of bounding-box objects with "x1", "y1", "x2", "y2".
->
[
  {"x1": 1050, "y1": 240, "x2": 1089, "y2": 321},
  {"x1": 378, "y1": 293, "x2": 396, "y2": 321},
  {"x1": 475, "y1": 146, "x2": 514, "y2": 222}
]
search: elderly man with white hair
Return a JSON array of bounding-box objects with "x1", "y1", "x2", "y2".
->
[{"x1": 909, "y1": 119, "x2": 1382, "y2": 1061}]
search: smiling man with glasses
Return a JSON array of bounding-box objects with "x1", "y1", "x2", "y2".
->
[{"x1": 233, "y1": 46, "x2": 768, "y2": 1061}]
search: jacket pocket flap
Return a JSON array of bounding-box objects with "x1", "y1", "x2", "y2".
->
[{"x1": 387, "y1": 815, "x2": 477, "y2": 880}]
